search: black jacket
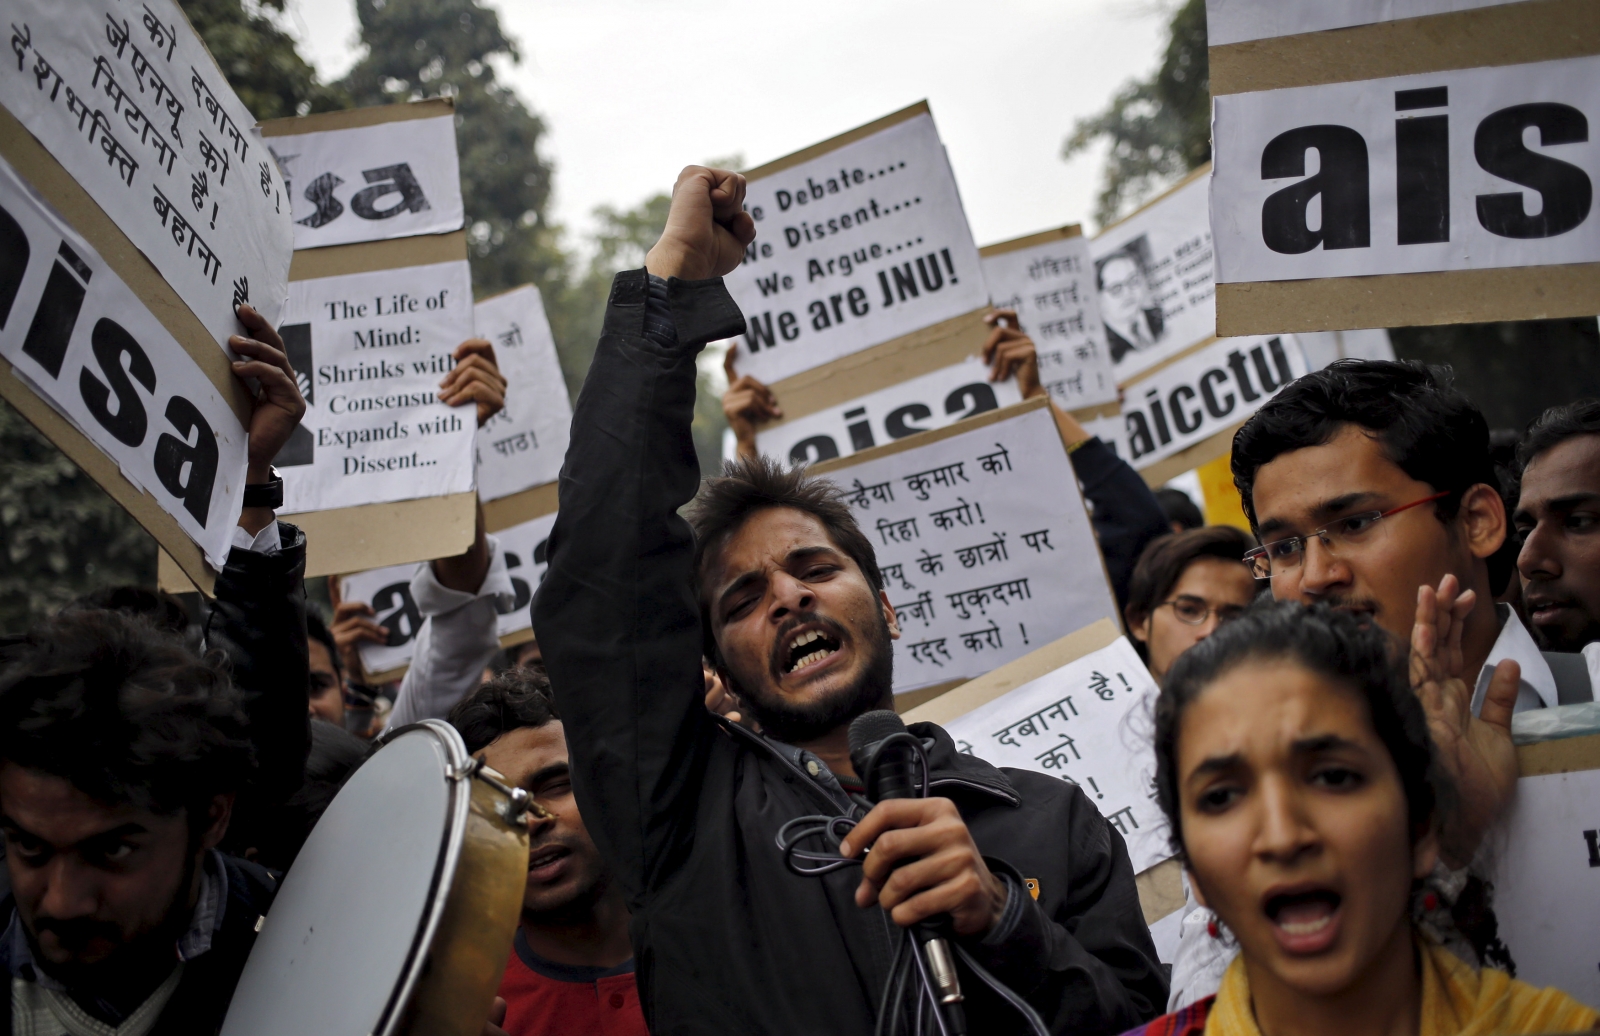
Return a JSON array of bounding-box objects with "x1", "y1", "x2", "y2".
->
[
  {"x1": 535, "y1": 270, "x2": 1167, "y2": 1036},
  {"x1": 204, "y1": 521, "x2": 312, "y2": 851},
  {"x1": 1070, "y1": 439, "x2": 1169, "y2": 614}
]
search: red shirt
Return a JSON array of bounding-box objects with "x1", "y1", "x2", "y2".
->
[{"x1": 498, "y1": 928, "x2": 649, "y2": 1036}]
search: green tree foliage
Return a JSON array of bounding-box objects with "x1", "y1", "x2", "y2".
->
[
  {"x1": 0, "y1": 401, "x2": 156, "y2": 632},
  {"x1": 1063, "y1": 0, "x2": 1210, "y2": 226},
  {"x1": 180, "y1": 0, "x2": 347, "y2": 119},
  {"x1": 336, "y1": 0, "x2": 562, "y2": 300}
]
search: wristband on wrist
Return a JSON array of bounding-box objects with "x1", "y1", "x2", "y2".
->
[{"x1": 242, "y1": 467, "x2": 283, "y2": 509}]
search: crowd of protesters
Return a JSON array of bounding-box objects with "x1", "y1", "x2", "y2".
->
[{"x1": 0, "y1": 166, "x2": 1596, "y2": 1036}]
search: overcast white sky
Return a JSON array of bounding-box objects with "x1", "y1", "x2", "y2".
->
[{"x1": 279, "y1": 0, "x2": 1173, "y2": 249}]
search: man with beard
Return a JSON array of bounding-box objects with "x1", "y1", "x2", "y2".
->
[
  {"x1": 533, "y1": 165, "x2": 1166, "y2": 1036},
  {"x1": 1514, "y1": 399, "x2": 1600, "y2": 659},
  {"x1": 449, "y1": 670, "x2": 645, "y2": 1036}
]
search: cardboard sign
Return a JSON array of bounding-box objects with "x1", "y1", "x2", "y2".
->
[
  {"x1": 725, "y1": 103, "x2": 988, "y2": 385},
  {"x1": 1089, "y1": 168, "x2": 1216, "y2": 384},
  {"x1": 809, "y1": 397, "x2": 1118, "y2": 696},
  {"x1": 3, "y1": 1, "x2": 292, "y2": 348},
  {"x1": 755, "y1": 355, "x2": 1022, "y2": 466},
  {"x1": 0, "y1": 153, "x2": 247, "y2": 578},
  {"x1": 1486, "y1": 733, "x2": 1600, "y2": 1009},
  {"x1": 1121, "y1": 333, "x2": 1308, "y2": 481},
  {"x1": 909, "y1": 627, "x2": 1168, "y2": 873},
  {"x1": 1208, "y1": 0, "x2": 1600, "y2": 333},
  {"x1": 980, "y1": 226, "x2": 1118, "y2": 411},
  {"x1": 473, "y1": 284, "x2": 570, "y2": 503},
  {"x1": 1206, "y1": 0, "x2": 1523, "y2": 45},
  {"x1": 275, "y1": 258, "x2": 476, "y2": 515},
  {"x1": 336, "y1": 503, "x2": 557, "y2": 682},
  {"x1": 263, "y1": 102, "x2": 463, "y2": 251}
]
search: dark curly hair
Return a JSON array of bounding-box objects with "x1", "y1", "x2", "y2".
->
[
  {"x1": 448, "y1": 665, "x2": 559, "y2": 755},
  {"x1": 1230, "y1": 359, "x2": 1515, "y2": 595},
  {"x1": 687, "y1": 455, "x2": 884, "y2": 665},
  {"x1": 0, "y1": 609, "x2": 255, "y2": 833},
  {"x1": 1153, "y1": 600, "x2": 1440, "y2": 862}
]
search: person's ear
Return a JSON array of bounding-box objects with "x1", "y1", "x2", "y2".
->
[
  {"x1": 1185, "y1": 868, "x2": 1210, "y2": 909},
  {"x1": 1126, "y1": 607, "x2": 1151, "y2": 645},
  {"x1": 200, "y1": 793, "x2": 235, "y2": 851},
  {"x1": 1459, "y1": 483, "x2": 1508, "y2": 562},
  {"x1": 1412, "y1": 826, "x2": 1440, "y2": 881},
  {"x1": 880, "y1": 589, "x2": 901, "y2": 641}
]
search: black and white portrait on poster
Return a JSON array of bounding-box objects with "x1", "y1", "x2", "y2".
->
[{"x1": 1089, "y1": 171, "x2": 1216, "y2": 383}]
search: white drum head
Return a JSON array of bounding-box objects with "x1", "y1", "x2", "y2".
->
[{"x1": 221, "y1": 723, "x2": 468, "y2": 1036}]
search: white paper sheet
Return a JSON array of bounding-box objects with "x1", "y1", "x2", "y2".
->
[
  {"x1": 819, "y1": 405, "x2": 1119, "y2": 694},
  {"x1": 1090, "y1": 175, "x2": 1216, "y2": 384},
  {"x1": 1206, "y1": 0, "x2": 1529, "y2": 46},
  {"x1": 725, "y1": 113, "x2": 987, "y2": 384},
  {"x1": 267, "y1": 116, "x2": 464, "y2": 250},
  {"x1": 941, "y1": 636, "x2": 1170, "y2": 873},
  {"x1": 1485, "y1": 766, "x2": 1600, "y2": 1008},
  {"x1": 339, "y1": 562, "x2": 425, "y2": 677},
  {"x1": 276, "y1": 260, "x2": 477, "y2": 514},
  {"x1": 1212, "y1": 55, "x2": 1600, "y2": 284},
  {"x1": 1122, "y1": 334, "x2": 1308, "y2": 470},
  {"x1": 492, "y1": 510, "x2": 558, "y2": 640},
  {"x1": 981, "y1": 234, "x2": 1117, "y2": 410},
  {"x1": 473, "y1": 285, "x2": 570, "y2": 501},
  {"x1": 754, "y1": 357, "x2": 1022, "y2": 466},
  {"x1": 4, "y1": 2, "x2": 292, "y2": 348},
  {"x1": 0, "y1": 155, "x2": 246, "y2": 569}
]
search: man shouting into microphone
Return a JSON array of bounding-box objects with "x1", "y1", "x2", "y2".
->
[{"x1": 533, "y1": 166, "x2": 1165, "y2": 1035}]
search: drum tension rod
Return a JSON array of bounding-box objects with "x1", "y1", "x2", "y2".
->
[{"x1": 450, "y1": 757, "x2": 551, "y2": 826}]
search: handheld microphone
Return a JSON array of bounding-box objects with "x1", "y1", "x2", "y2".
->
[{"x1": 847, "y1": 711, "x2": 966, "y2": 1033}]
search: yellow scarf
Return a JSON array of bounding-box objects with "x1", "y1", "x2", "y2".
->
[{"x1": 1204, "y1": 936, "x2": 1598, "y2": 1036}]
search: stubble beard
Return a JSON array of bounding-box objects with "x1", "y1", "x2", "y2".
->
[{"x1": 731, "y1": 611, "x2": 895, "y2": 745}]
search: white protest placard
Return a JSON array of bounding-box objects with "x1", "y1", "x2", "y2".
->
[
  {"x1": 0, "y1": 153, "x2": 246, "y2": 572},
  {"x1": 1122, "y1": 334, "x2": 1308, "y2": 472},
  {"x1": 338, "y1": 562, "x2": 425, "y2": 680},
  {"x1": 473, "y1": 284, "x2": 570, "y2": 502},
  {"x1": 755, "y1": 356, "x2": 1022, "y2": 466},
  {"x1": 264, "y1": 106, "x2": 463, "y2": 251},
  {"x1": 276, "y1": 259, "x2": 477, "y2": 515},
  {"x1": 1212, "y1": 58, "x2": 1600, "y2": 285},
  {"x1": 491, "y1": 509, "x2": 558, "y2": 641},
  {"x1": 1090, "y1": 169, "x2": 1215, "y2": 384},
  {"x1": 725, "y1": 103, "x2": 987, "y2": 385},
  {"x1": 1485, "y1": 736, "x2": 1600, "y2": 1009},
  {"x1": 809, "y1": 398, "x2": 1118, "y2": 695},
  {"x1": 981, "y1": 227, "x2": 1117, "y2": 411},
  {"x1": 1206, "y1": 0, "x2": 1524, "y2": 45},
  {"x1": 4, "y1": 1, "x2": 292, "y2": 348},
  {"x1": 935, "y1": 635, "x2": 1168, "y2": 873}
]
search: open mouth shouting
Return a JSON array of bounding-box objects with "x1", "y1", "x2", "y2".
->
[
  {"x1": 527, "y1": 843, "x2": 572, "y2": 883},
  {"x1": 1263, "y1": 886, "x2": 1342, "y2": 955},
  {"x1": 778, "y1": 623, "x2": 844, "y2": 680}
]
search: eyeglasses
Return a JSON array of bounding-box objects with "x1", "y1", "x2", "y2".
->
[
  {"x1": 1243, "y1": 492, "x2": 1450, "y2": 580},
  {"x1": 1157, "y1": 595, "x2": 1248, "y2": 627}
]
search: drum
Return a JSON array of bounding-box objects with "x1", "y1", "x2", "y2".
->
[{"x1": 221, "y1": 720, "x2": 530, "y2": 1036}]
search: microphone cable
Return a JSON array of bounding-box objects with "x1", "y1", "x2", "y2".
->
[{"x1": 773, "y1": 731, "x2": 1049, "y2": 1036}]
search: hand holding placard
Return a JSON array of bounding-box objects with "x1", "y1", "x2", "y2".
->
[
  {"x1": 645, "y1": 166, "x2": 757, "y2": 281},
  {"x1": 437, "y1": 338, "x2": 506, "y2": 428},
  {"x1": 229, "y1": 303, "x2": 306, "y2": 485}
]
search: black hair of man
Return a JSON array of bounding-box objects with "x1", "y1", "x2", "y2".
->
[
  {"x1": 686, "y1": 455, "x2": 884, "y2": 665},
  {"x1": 1153, "y1": 599, "x2": 1440, "y2": 860},
  {"x1": 1230, "y1": 359, "x2": 1516, "y2": 594},
  {"x1": 1515, "y1": 398, "x2": 1600, "y2": 475},
  {"x1": 1124, "y1": 526, "x2": 1259, "y2": 647},
  {"x1": 448, "y1": 665, "x2": 558, "y2": 755},
  {"x1": 305, "y1": 611, "x2": 341, "y2": 677},
  {"x1": 1154, "y1": 488, "x2": 1205, "y2": 532},
  {"x1": 67, "y1": 586, "x2": 191, "y2": 637},
  {"x1": 0, "y1": 609, "x2": 255, "y2": 833}
]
